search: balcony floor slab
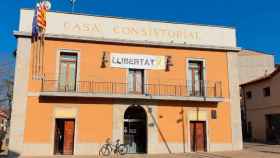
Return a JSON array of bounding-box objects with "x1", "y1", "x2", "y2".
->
[{"x1": 39, "y1": 92, "x2": 224, "y2": 102}]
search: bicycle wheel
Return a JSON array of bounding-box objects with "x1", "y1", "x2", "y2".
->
[
  {"x1": 118, "y1": 144, "x2": 128, "y2": 155},
  {"x1": 99, "y1": 145, "x2": 111, "y2": 156}
]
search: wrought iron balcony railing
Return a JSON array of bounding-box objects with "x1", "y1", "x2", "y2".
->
[{"x1": 40, "y1": 80, "x2": 223, "y2": 98}]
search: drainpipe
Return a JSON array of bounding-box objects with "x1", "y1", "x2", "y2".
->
[{"x1": 242, "y1": 86, "x2": 248, "y2": 140}]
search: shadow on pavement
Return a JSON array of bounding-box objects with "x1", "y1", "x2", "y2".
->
[
  {"x1": 257, "y1": 150, "x2": 280, "y2": 155},
  {"x1": 195, "y1": 153, "x2": 232, "y2": 158},
  {"x1": 244, "y1": 142, "x2": 280, "y2": 154},
  {"x1": 6, "y1": 150, "x2": 20, "y2": 158}
]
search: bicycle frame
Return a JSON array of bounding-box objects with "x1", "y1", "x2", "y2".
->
[
  {"x1": 100, "y1": 139, "x2": 128, "y2": 156},
  {"x1": 106, "y1": 142, "x2": 119, "y2": 151}
]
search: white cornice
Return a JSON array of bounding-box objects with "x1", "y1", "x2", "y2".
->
[{"x1": 14, "y1": 31, "x2": 241, "y2": 52}]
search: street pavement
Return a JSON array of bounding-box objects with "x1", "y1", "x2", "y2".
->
[{"x1": 5, "y1": 142, "x2": 280, "y2": 158}]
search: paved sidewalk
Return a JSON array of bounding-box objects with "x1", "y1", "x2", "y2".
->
[
  {"x1": 244, "y1": 142, "x2": 280, "y2": 154},
  {"x1": 19, "y1": 151, "x2": 280, "y2": 158},
  {"x1": 9, "y1": 143, "x2": 280, "y2": 158}
]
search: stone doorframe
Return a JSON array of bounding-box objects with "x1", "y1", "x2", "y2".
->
[
  {"x1": 187, "y1": 110, "x2": 210, "y2": 152},
  {"x1": 112, "y1": 104, "x2": 162, "y2": 154}
]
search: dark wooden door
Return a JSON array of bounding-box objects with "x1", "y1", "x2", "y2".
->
[
  {"x1": 54, "y1": 119, "x2": 75, "y2": 155},
  {"x1": 63, "y1": 120, "x2": 75, "y2": 155},
  {"x1": 190, "y1": 121, "x2": 206, "y2": 152}
]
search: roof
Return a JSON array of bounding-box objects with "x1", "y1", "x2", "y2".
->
[
  {"x1": 239, "y1": 49, "x2": 274, "y2": 57},
  {"x1": 240, "y1": 67, "x2": 280, "y2": 87}
]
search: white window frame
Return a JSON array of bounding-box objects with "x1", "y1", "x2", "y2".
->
[
  {"x1": 56, "y1": 49, "x2": 80, "y2": 91},
  {"x1": 126, "y1": 69, "x2": 147, "y2": 94},
  {"x1": 186, "y1": 58, "x2": 207, "y2": 97}
]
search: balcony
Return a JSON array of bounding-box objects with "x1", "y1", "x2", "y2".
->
[{"x1": 39, "y1": 80, "x2": 224, "y2": 102}]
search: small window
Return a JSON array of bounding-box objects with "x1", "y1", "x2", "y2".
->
[
  {"x1": 211, "y1": 110, "x2": 217, "y2": 119},
  {"x1": 246, "y1": 91, "x2": 252, "y2": 99},
  {"x1": 263, "y1": 87, "x2": 270, "y2": 97}
]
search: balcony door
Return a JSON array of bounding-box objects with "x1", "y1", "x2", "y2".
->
[
  {"x1": 59, "y1": 53, "x2": 77, "y2": 91},
  {"x1": 128, "y1": 69, "x2": 144, "y2": 94},
  {"x1": 188, "y1": 60, "x2": 204, "y2": 96}
]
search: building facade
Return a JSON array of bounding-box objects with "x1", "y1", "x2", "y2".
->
[
  {"x1": 241, "y1": 68, "x2": 280, "y2": 143},
  {"x1": 9, "y1": 9, "x2": 242, "y2": 156},
  {"x1": 238, "y1": 50, "x2": 275, "y2": 85},
  {"x1": 237, "y1": 50, "x2": 275, "y2": 140}
]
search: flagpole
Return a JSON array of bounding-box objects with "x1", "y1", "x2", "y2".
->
[
  {"x1": 32, "y1": 0, "x2": 51, "y2": 79},
  {"x1": 71, "y1": 0, "x2": 76, "y2": 13},
  {"x1": 72, "y1": 2, "x2": 74, "y2": 13}
]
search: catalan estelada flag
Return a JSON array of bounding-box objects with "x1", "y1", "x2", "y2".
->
[
  {"x1": 32, "y1": 1, "x2": 51, "y2": 39},
  {"x1": 37, "y1": 2, "x2": 47, "y2": 30}
]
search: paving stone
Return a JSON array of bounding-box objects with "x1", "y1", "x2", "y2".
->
[{"x1": 11, "y1": 143, "x2": 280, "y2": 158}]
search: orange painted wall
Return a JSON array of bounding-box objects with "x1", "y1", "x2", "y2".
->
[
  {"x1": 24, "y1": 97, "x2": 53, "y2": 143},
  {"x1": 28, "y1": 39, "x2": 230, "y2": 99},
  {"x1": 78, "y1": 104, "x2": 113, "y2": 143},
  {"x1": 157, "y1": 103, "x2": 186, "y2": 143},
  {"x1": 157, "y1": 102, "x2": 232, "y2": 144},
  {"x1": 23, "y1": 97, "x2": 113, "y2": 143},
  {"x1": 208, "y1": 102, "x2": 232, "y2": 143},
  {"x1": 25, "y1": 39, "x2": 232, "y2": 144}
]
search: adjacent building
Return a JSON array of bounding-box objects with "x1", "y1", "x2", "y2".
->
[
  {"x1": 9, "y1": 9, "x2": 243, "y2": 156},
  {"x1": 238, "y1": 49, "x2": 275, "y2": 85},
  {"x1": 237, "y1": 50, "x2": 275, "y2": 140},
  {"x1": 241, "y1": 67, "x2": 280, "y2": 144}
]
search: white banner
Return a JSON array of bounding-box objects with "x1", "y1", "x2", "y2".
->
[{"x1": 110, "y1": 53, "x2": 166, "y2": 70}]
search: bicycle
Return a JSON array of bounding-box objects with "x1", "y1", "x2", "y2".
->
[{"x1": 99, "y1": 138, "x2": 128, "y2": 156}]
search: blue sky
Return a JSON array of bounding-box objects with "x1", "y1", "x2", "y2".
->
[{"x1": 1, "y1": 0, "x2": 280, "y2": 63}]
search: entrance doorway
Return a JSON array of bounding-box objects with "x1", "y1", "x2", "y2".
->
[
  {"x1": 124, "y1": 105, "x2": 147, "y2": 154},
  {"x1": 190, "y1": 121, "x2": 207, "y2": 152},
  {"x1": 266, "y1": 114, "x2": 280, "y2": 144},
  {"x1": 54, "y1": 119, "x2": 75, "y2": 155}
]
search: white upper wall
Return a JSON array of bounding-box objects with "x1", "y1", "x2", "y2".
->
[
  {"x1": 238, "y1": 50, "x2": 275, "y2": 84},
  {"x1": 19, "y1": 9, "x2": 237, "y2": 48}
]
